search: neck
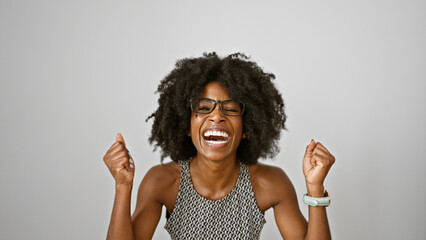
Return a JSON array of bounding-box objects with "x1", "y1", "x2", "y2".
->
[{"x1": 190, "y1": 155, "x2": 240, "y2": 191}]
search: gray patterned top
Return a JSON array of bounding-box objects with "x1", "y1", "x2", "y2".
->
[{"x1": 164, "y1": 160, "x2": 266, "y2": 239}]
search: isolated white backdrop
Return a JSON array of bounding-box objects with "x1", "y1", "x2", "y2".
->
[{"x1": 1, "y1": 0, "x2": 425, "y2": 239}]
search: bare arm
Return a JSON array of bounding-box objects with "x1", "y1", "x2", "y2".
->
[
  {"x1": 106, "y1": 184, "x2": 135, "y2": 240},
  {"x1": 103, "y1": 133, "x2": 137, "y2": 240},
  {"x1": 272, "y1": 140, "x2": 335, "y2": 240},
  {"x1": 301, "y1": 140, "x2": 334, "y2": 239},
  {"x1": 304, "y1": 185, "x2": 331, "y2": 240},
  {"x1": 105, "y1": 166, "x2": 164, "y2": 240},
  {"x1": 273, "y1": 181, "x2": 331, "y2": 240},
  {"x1": 271, "y1": 168, "x2": 308, "y2": 240},
  {"x1": 131, "y1": 166, "x2": 164, "y2": 240},
  {"x1": 103, "y1": 135, "x2": 176, "y2": 240}
]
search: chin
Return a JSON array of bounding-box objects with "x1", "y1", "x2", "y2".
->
[{"x1": 198, "y1": 151, "x2": 236, "y2": 162}]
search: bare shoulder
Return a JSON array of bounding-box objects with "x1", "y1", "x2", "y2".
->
[
  {"x1": 249, "y1": 162, "x2": 292, "y2": 186},
  {"x1": 137, "y1": 161, "x2": 180, "y2": 204},
  {"x1": 143, "y1": 161, "x2": 180, "y2": 184},
  {"x1": 249, "y1": 163, "x2": 297, "y2": 212}
]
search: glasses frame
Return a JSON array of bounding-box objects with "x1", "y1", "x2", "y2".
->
[{"x1": 190, "y1": 97, "x2": 245, "y2": 116}]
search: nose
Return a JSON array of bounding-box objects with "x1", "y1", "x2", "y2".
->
[{"x1": 208, "y1": 103, "x2": 225, "y2": 123}]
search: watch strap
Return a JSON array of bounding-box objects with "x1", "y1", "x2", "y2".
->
[{"x1": 303, "y1": 190, "x2": 331, "y2": 207}]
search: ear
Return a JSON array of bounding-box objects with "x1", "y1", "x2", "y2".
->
[
  {"x1": 242, "y1": 133, "x2": 246, "y2": 139},
  {"x1": 187, "y1": 131, "x2": 191, "y2": 137}
]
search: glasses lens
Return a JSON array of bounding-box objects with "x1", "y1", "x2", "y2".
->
[
  {"x1": 192, "y1": 99, "x2": 215, "y2": 113},
  {"x1": 221, "y1": 101, "x2": 244, "y2": 116}
]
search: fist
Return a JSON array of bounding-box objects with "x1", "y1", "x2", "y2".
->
[
  {"x1": 103, "y1": 133, "x2": 135, "y2": 186},
  {"x1": 302, "y1": 139, "x2": 335, "y2": 187}
]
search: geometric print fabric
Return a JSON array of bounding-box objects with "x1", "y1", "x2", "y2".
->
[{"x1": 164, "y1": 160, "x2": 266, "y2": 239}]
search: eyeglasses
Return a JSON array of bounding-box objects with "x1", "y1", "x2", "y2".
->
[{"x1": 190, "y1": 98, "x2": 245, "y2": 116}]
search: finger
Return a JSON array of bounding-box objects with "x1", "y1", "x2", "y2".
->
[
  {"x1": 312, "y1": 153, "x2": 334, "y2": 169},
  {"x1": 304, "y1": 139, "x2": 316, "y2": 158},
  {"x1": 310, "y1": 153, "x2": 318, "y2": 167},
  {"x1": 312, "y1": 147, "x2": 329, "y2": 158},
  {"x1": 314, "y1": 142, "x2": 331, "y2": 154},
  {"x1": 108, "y1": 142, "x2": 129, "y2": 155},
  {"x1": 105, "y1": 155, "x2": 127, "y2": 167},
  {"x1": 129, "y1": 152, "x2": 134, "y2": 164},
  {"x1": 110, "y1": 153, "x2": 134, "y2": 170},
  {"x1": 105, "y1": 141, "x2": 122, "y2": 155},
  {"x1": 109, "y1": 150, "x2": 130, "y2": 160},
  {"x1": 116, "y1": 132, "x2": 126, "y2": 147},
  {"x1": 107, "y1": 152, "x2": 134, "y2": 168},
  {"x1": 126, "y1": 153, "x2": 134, "y2": 168},
  {"x1": 110, "y1": 156, "x2": 131, "y2": 169},
  {"x1": 103, "y1": 146, "x2": 125, "y2": 164},
  {"x1": 310, "y1": 152, "x2": 329, "y2": 165},
  {"x1": 312, "y1": 154, "x2": 325, "y2": 167},
  {"x1": 123, "y1": 157, "x2": 134, "y2": 171},
  {"x1": 312, "y1": 146, "x2": 335, "y2": 164},
  {"x1": 106, "y1": 153, "x2": 130, "y2": 165}
]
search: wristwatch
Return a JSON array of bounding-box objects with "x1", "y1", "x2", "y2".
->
[{"x1": 303, "y1": 190, "x2": 331, "y2": 207}]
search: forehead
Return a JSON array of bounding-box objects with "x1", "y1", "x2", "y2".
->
[{"x1": 199, "y1": 81, "x2": 231, "y2": 100}]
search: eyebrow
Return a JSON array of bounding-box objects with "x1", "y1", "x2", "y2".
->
[{"x1": 199, "y1": 97, "x2": 233, "y2": 101}]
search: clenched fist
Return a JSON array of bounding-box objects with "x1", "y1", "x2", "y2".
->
[
  {"x1": 103, "y1": 133, "x2": 135, "y2": 187},
  {"x1": 302, "y1": 139, "x2": 335, "y2": 188}
]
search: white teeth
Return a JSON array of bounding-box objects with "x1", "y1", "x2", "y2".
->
[
  {"x1": 205, "y1": 140, "x2": 228, "y2": 144},
  {"x1": 203, "y1": 130, "x2": 229, "y2": 138}
]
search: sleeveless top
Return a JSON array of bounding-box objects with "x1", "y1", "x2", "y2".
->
[{"x1": 164, "y1": 160, "x2": 266, "y2": 240}]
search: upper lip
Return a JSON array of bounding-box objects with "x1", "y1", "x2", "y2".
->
[{"x1": 202, "y1": 125, "x2": 230, "y2": 138}]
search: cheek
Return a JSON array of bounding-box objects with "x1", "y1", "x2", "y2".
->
[
  {"x1": 189, "y1": 114, "x2": 204, "y2": 138},
  {"x1": 234, "y1": 119, "x2": 244, "y2": 135}
]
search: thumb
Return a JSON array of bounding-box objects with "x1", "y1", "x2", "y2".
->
[
  {"x1": 116, "y1": 132, "x2": 126, "y2": 146},
  {"x1": 304, "y1": 139, "x2": 316, "y2": 159}
]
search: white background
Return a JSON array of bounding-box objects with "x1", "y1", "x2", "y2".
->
[{"x1": 1, "y1": 0, "x2": 425, "y2": 239}]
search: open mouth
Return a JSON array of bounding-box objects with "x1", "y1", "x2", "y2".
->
[{"x1": 203, "y1": 129, "x2": 230, "y2": 145}]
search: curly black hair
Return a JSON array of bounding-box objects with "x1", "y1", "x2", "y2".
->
[{"x1": 146, "y1": 52, "x2": 287, "y2": 165}]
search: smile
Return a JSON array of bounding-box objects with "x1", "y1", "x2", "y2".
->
[{"x1": 202, "y1": 129, "x2": 230, "y2": 146}]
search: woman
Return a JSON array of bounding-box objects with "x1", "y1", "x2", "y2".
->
[{"x1": 103, "y1": 53, "x2": 335, "y2": 240}]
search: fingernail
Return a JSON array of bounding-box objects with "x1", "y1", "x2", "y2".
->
[
  {"x1": 130, "y1": 164, "x2": 134, "y2": 168},
  {"x1": 129, "y1": 153, "x2": 134, "y2": 163}
]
